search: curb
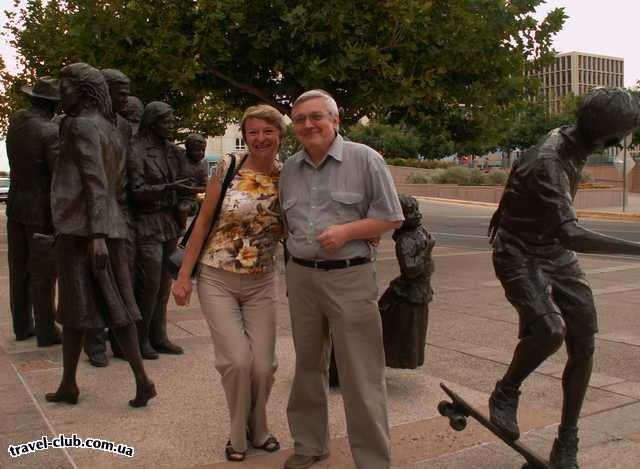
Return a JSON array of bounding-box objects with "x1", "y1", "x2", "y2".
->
[
  {"x1": 414, "y1": 196, "x2": 640, "y2": 222},
  {"x1": 413, "y1": 196, "x2": 498, "y2": 208},
  {"x1": 575, "y1": 210, "x2": 640, "y2": 222}
]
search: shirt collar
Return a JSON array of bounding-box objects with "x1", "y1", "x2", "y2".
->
[{"x1": 299, "y1": 133, "x2": 344, "y2": 167}]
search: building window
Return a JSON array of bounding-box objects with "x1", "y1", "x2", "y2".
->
[{"x1": 235, "y1": 137, "x2": 245, "y2": 152}]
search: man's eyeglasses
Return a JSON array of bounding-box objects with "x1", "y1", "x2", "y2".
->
[{"x1": 291, "y1": 112, "x2": 329, "y2": 125}]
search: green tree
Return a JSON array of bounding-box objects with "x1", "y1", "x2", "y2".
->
[
  {"x1": 627, "y1": 87, "x2": 640, "y2": 145},
  {"x1": 499, "y1": 93, "x2": 579, "y2": 153},
  {"x1": 279, "y1": 125, "x2": 301, "y2": 161},
  {"x1": 1, "y1": 0, "x2": 565, "y2": 139},
  {"x1": 346, "y1": 122, "x2": 423, "y2": 159}
]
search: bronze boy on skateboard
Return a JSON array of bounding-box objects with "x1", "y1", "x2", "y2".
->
[{"x1": 488, "y1": 87, "x2": 640, "y2": 468}]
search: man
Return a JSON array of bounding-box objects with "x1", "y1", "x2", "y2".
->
[
  {"x1": 487, "y1": 87, "x2": 640, "y2": 469},
  {"x1": 5, "y1": 76, "x2": 62, "y2": 346},
  {"x1": 280, "y1": 90, "x2": 403, "y2": 469},
  {"x1": 84, "y1": 68, "x2": 134, "y2": 367}
]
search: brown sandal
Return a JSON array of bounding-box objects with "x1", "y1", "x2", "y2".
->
[
  {"x1": 225, "y1": 440, "x2": 246, "y2": 462},
  {"x1": 252, "y1": 435, "x2": 280, "y2": 453}
]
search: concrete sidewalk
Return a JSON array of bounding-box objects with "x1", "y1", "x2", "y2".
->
[{"x1": 1, "y1": 210, "x2": 640, "y2": 468}]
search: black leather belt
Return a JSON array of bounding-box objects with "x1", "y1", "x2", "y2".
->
[{"x1": 292, "y1": 256, "x2": 371, "y2": 270}]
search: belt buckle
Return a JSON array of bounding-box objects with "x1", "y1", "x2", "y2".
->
[
  {"x1": 313, "y1": 259, "x2": 319, "y2": 269},
  {"x1": 345, "y1": 258, "x2": 351, "y2": 268}
]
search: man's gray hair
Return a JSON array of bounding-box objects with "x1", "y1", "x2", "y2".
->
[{"x1": 293, "y1": 89, "x2": 339, "y2": 118}]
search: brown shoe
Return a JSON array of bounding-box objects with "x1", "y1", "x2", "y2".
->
[{"x1": 283, "y1": 453, "x2": 329, "y2": 469}]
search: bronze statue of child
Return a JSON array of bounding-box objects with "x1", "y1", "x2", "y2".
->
[{"x1": 488, "y1": 87, "x2": 640, "y2": 468}]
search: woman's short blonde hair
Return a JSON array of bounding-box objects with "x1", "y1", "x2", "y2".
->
[{"x1": 240, "y1": 104, "x2": 287, "y2": 140}]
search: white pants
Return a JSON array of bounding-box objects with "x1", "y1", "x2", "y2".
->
[{"x1": 197, "y1": 265, "x2": 278, "y2": 451}]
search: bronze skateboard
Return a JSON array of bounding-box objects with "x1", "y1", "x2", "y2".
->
[{"x1": 438, "y1": 383, "x2": 550, "y2": 468}]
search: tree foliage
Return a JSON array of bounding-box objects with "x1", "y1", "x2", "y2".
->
[
  {"x1": 1, "y1": 0, "x2": 565, "y2": 143},
  {"x1": 498, "y1": 93, "x2": 580, "y2": 153},
  {"x1": 346, "y1": 122, "x2": 423, "y2": 159}
]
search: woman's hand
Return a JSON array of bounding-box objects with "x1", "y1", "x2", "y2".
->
[{"x1": 172, "y1": 277, "x2": 193, "y2": 306}]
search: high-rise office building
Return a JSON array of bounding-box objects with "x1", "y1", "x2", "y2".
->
[{"x1": 528, "y1": 51, "x2": 624, "y2": 113}]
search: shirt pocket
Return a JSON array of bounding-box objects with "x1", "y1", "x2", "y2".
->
[
  {"x1": 281, "y1": 196, "x2": 298, "y2": 233},
  {"x1": 331, "y1": 191, "x2": 363, "y2": 224}
]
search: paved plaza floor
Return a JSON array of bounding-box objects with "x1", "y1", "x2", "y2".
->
[{"x1": 1, "y1": 203, "x2": 640, "y2": 468}]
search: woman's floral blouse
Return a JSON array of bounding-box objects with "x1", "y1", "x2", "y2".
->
[{"x1": 200, "y1": 154, "x2": 282, "y2": 274}]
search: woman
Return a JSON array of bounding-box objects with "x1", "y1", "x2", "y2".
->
[
  {"x1": 46, "y1": 62, "x2": 155, "y2": 407},
  {"x1": 172, "y1": 105, "x2": 285, "y2": 461}
]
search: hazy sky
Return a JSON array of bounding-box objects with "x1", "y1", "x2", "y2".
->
[
  {"x1": 1, "y1": 0, "x2": 639, "y2": 170},
  {"x1": 534, "y1": 0, "x2": 639, "y2": 87}
]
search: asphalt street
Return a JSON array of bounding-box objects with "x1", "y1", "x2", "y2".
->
[{"x1": 418, "y1": 198, "x2": 640, "y2": 250}]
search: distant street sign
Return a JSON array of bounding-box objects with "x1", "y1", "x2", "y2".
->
[
  {"x1": 614, "y1": 151, "x2": 635, "y2": 175},
  {"x1": 614, "y1": 133, "x2": 635, "y2": 176}
]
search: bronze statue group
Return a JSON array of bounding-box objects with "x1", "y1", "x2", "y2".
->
[
  {"x1": 6, "y1": 64, "x2": 209, "y2": 408},
  {"x1": 6, "y1": 61, "x2": 640, "y2": 469}
]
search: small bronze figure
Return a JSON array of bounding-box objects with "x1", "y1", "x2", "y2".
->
[
  {"x1": 128, "y1": 101, "x2": 187, "y2": 358},
  {"x1": 487, "y1": 87, "x2": 640, "y2": 468},
  {"x1": 46, "y1": 63, "x2": 155, "y2": 407},
  {"x1": 379, "y1": 194, "x2": 435, "y2": 369},
  {"x1": 84, "y1": 68, "x2": 134, "y2": 367},
  {"x1": 182, "y1": 132, "x2": 208, "y2": 192},
  {"x1": 175, "y1": 133, "x2": 208, "y2": 227},
  {"x1": 121, "y1": 95, "x2": 144, "y2": 136},
  {"x1": 5, "y1": 76, "x2": 62, "y2": 346}
]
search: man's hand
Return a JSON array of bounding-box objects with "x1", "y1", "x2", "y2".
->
[
  {"x1": 172, "y1": 277, "x2": 192, "y2": 306},
  {"x1": 89, "y1": 237, "x2": 109, "y2": 274},
  {"x1": 317, "y1": 225, "x2": 351, "y2": 252}
]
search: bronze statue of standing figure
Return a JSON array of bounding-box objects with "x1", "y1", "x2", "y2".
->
[
  {"x1": 487, "y1": 87, "x2": 640, "y2": 468},
  {"x1": 5, "y1": 76, "x2": 62, "y2": 347},
  {"x1": 84, "y1": 68, "x2": 134, "y2": 367},
  {"x1": 128, "y1": 101, "x2": 187, "y2": 358},
  {"x1": 46, "y1": 62, "x2": 156, "y2": 407},
  {"x1": 7, "y1": 77, "x2": 61, "y2": 347},
  {"x1": 379, "y1": 194, "x2": 435, "y2": 369}
]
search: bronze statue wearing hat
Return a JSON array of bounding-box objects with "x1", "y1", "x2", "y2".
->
[{"x1": 5, "y1": 76, "x2": 62, "y2": 346}]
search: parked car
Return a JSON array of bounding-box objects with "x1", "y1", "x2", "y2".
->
[{"x1": 0, "y1": 177, "x2": 9, "y2": 203}]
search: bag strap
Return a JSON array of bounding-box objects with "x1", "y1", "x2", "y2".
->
[{"x1": 179, "y1": 153, "x2": 247, "y2": 247}]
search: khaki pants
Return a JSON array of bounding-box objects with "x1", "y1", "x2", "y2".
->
[
  {"x1": 286, "y1": 261, "x2": 391, "y2": 469},
  {"x1": 197, "y1": 265, "x2": 278, "y2": 452}
]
